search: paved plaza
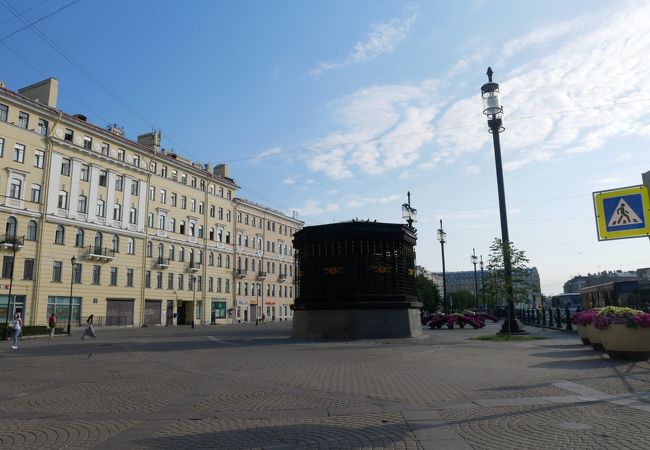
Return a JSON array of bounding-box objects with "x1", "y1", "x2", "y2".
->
[{"x1": 0, "y1": 321, "x2": 649, "y2": 449}]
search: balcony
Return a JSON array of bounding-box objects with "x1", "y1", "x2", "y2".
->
[
  {"x1": 256, "y1": 271, "x2": 267, "y2": 281},
  {"x1": 0, "y1": 235, "x2": 24, "y2": 250},
  {"x1": 84, "y1": 246, "x2": 115, "y2": 262},
  {"x1": 236, "y1": 269, "x2": 248, "y2": 279},
  {"x1": 155, "y1": 257, "x2": 170, "y2": 269},
  {"x1": 278, "y1": 274, "x2": 287, "y2": 283},
  {"x1": 188, "y1": 261, "x2": 202, "y2": 272}
]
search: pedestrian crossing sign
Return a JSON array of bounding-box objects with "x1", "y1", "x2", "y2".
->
[{"x1": 593, "y1": 185, "x2": 650, "y2": 240}]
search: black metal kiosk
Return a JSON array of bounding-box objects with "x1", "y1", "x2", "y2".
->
[{"x1": 291, "y1": 221, "x2": 421, "y2": 339}]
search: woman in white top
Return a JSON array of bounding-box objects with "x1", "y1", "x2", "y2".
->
[{"x1": 11, "y1": 312, "x2": 22, "y2": 349}]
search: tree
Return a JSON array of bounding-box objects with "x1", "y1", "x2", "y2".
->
[
  {"x1": 484, "y1": 238, "x2": 531, "y2": 307},
  {"x1": 416, "y1": 274, "x2": 441, "y2": 312},
  {"x1": 448, "y1": 290, "x2": 475, "y2": 312}
]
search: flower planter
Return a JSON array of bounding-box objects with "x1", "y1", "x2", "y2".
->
[
  {"x1": 600, "y1": 324, "x2": 650, "y2": 361},
  {"x1": 576, "y1": 324, "x2": 590, "y2": 346},
  {"x1": 586, "y1": 324, "x2": 604, "y2": 351}
]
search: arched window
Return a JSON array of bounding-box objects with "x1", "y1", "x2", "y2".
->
[
  {"x1": 94, "y1": 232, "x2": 103, "y2": 249},
  {"x1": 113, "y1": 203, "x2": 122, "y2": 221},
  {"x1": 157, "y1": 242, "x2": 164, "y2": 258},
  {"x1": 168, "y1": 244, "x2": 175, "y2": 260},
  {"x1": 75, "y1": 229, "x2": 85, "y2": 247},
  {"x1": 96, "y1": 199, "x2": 105, "y2": 217},
  {"x1": 5, "y1": 217, "x2": 17, "y2": 237},
  {"x1": 217, "y1": 253, "x2": 222, "y2": 267},
  {"x1": 55, "y1": 225, "x2": 65, "y2": 244},
  {"x1": 170, "y1": 218, "x2": 176, "y2": 233},
  {"x1": 146, "y1": 241, "x2": 153, "y2": 257},
  {"x1": 58, "y1": 190, "x2": 68, "y2": 209},
  {"x1": 225, "y1": 255, "x2": 230, "y2": 268},
  {"x1": 178, "y1": 246, "x2": 185, "y2": 262},
  {"x1": 189, "y1": 248, "x2": 194, "y2": 263},
  {"x1": 198, "y1": 250, "x2": 203, "y2": 264},
  {"x1": 158, "y1": 214, "x2": 165, "y2": 230},
  {"x1": 129, "y1": 207, "x2": 137, "y2": 224},
  {"x1": 111, "y1": 235, "x2": 120, "y2": 252},
  {"x1": 209, "y1": 252, "x2": 214, "y2": 266},
  {"x1": 26, "y1": 220, "x2": 37, "y2": 241},
  {"x1": 78, "y1": 195, "x2": 87, "y2": 213},
  {"x1": 128, "y1": 238, "x2": 135, "y2": 255}
]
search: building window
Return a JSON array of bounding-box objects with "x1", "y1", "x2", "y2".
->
[
  {"x1": 209, "y1": 205, "x2": 215, "y2": 218},
  {"x1": 96, "y1": 199, "x2": 105, "y2": 217},
  {"x1": 147, "y1": 213, "x2": 154, "y2": 228},
  {"x1": 75, "y1": 229, "x2": 84, "y2": 247},
  {"x1": 26, "y1": 220, "x2": 37, "y2": 241},
  {"x1": 9, "y1": 178, "x2": 22, "y2": 199},
  {"x1": 156, "y1": 272, "x2": 163, "y2": 289},
  {"x1": 52, "y1": 261, "x2": 62, "y2": 282},
  {"x1": 171, "y1": 193, "x2": 177, "y2": 207},
  {"x1": 199, "y1": 202, "x2": 204, "y2": 215},
  {"x1": 115, "y1": 176, "x2": 123, "y2": 191},
  {"x1": 73, "y1": 262, "x2": 82, "y2": 284},
  {"x1": 83, "y1": 136, "x2": 92, "y2": 150},
  {"x1": 126, "y1": 268, "x2": 134, "y2": 287},
  {"x1": 168, "y1": 245, "x2": 175, "y2": 260},
  {"x1": 132, "y1": 155, "x2": 140, "y2": 167},
  {"x1": 13, "y1": 143, "x2": 25, "y2": 163},
  {"x1": 196, "y1": 276, "x2": 202, "y2": 292},
  {"x1": 178, "y1": 274, "x2": 184, "y2": 290},
  {"x1": 64, "y1": 128, "x2": 73, "y2": 142},
  {"x1": 111, "y1": 235, "x2": 119, "y2": 252},
  {"x1": 92, "y1": 265, "x2": 101, "y2": 285},
  {"x1": 191, "y1": 177, "x2": 197, "y2": 188},
  {"x1": 110, "y1": 267, "x2": 118, "y2": 286},
  {"x1": 0, "y1": 137, "x2": 4, "y2": 156},
  {"x1": 190, "y1": 199, "x2": 196, "y2": 212},
  {"x1": 178, "y1": 247, "x2": 185, "y2": 262},
  {"x1": 131, "y1": 182, "x2": 139, "y2": 196},
  {"x1": 208, "y1": 277, "x2": 213, "y2": 292},
  {"x1": 34, "y1": 150, "x2": 44, "y2": 168},
  {"x1": 113, "y1": 203, "x2": 122, "y2": 221},
  {"x1": 157, "y1": 214, "x2": 165, "y2": 230},
  {"x1": 78, "y1": 195, "x2": 87, "y2": 213},
  {"x1": 167, "y1": 272, "x2": 174, "y2": 290},
  {"x1": 161, "y1": 165, "x2": 168, "y2": 177},
  {"x1": 149, "y1": 186, "x2": 155, "y2": 201},
  {"x1": 181, "y1": 196, "x2": 187, "y2": 209},
  {"x1": 179, "y1": 221, "x2": 185, "y2": 235},
  {"x1": 181, "y1": 173, "x2": 187, "y2": 185},
  {"x1": 61, "y1": 158, "x2": 71, "y2": 176},
  {"x1": 146, "y1": 241, "x2": 152, "y2": 257},
  {"x1": 150, "y1": 161, "x2": 157, "y2": 173},
  {"x1": 23, "y1": 258, "x2": 34, "y2": 280},
  {"x1": 18, "y1": 111, "x2": 29, "y2": 129},
  {"x1": 102, "y1": 143, "x2": 111, "y2": 156},
  {"x1": 127, "y1": 207, "x2": 137, "y2": 224},
  {"x1": 5, "y1": 217, "x2": 17, "y2": 238},
  {"x1": 36, "y1": 119, "x2": 48, "y2": 136},
  {"x1": 99, "y1": 170, "x2": 107, "y2": 187},
  {"x1": 80, "y1": 164, "x2": 89, "y2": 181},
  {"x1": 170, "y1": 218, "x2": 176, "y2": 233},
  {"x1": 218, "y1": 208, "x2": 223, "y2": 220},
  {"x1": 171, "y1": 169, "x2": 178, "y2": 181},
  {"x1": 0, "y1": 103, "x2": 7, "y2": 122},
  {"x1": 57, "y1": 190, "x2": 68, "y2": 209},
  {"x1": 54, "y1": 225, "x2": 65, "y2": 244},
  {"x1": 2, "y1": 255, "x2": 14, "y2": 278},
  {"x1": 145, "y1": 271, "x2": 151, "y2": 288},
  {"x1": 127, "y1": 238, "x2": 135, "y2": 255},
  {"x1": 160, "y1": 189, "x2": 166, "y2": 204},
  {"x1": 157, "y1": 242, "x2": 164, "y2": 258}
]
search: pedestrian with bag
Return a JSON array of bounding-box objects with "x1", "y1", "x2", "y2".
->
[
  {"x1": 82, "y1": 314, "x2": 96, "y2": 339},
  {"x1": 48, "y1": 313, "x2": 57, "y2": 338},
  {"x1": 11, "y1": 312, "x2": 22, "y2": 349}
]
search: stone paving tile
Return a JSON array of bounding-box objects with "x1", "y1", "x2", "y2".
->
[
  {"x1": 133, "y1": 413, "x2": 420, "y2": 450},
  {"x1": 0, "y1": 418, "x2": 136, "y2": 449},
  {"x1": 439, "y1": 402, "x2": 650, "y2": 450}
]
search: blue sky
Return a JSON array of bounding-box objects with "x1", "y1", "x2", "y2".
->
[{"x1": 3, "y1": 0, "x2": 650, "y2": 295}]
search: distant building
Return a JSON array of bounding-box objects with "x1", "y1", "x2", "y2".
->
[{"x1": 563, "y1": 270, "x2": 638, "y2": 293}]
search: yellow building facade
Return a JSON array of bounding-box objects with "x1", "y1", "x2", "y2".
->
[{"x1": 0, "y1": 78, "x2": 302, "y2": 328}]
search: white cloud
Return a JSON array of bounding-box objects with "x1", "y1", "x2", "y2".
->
[
  {"x1": 282, "y1": 176, "x2": 297, "y2": 185},
  {"x1": 311, "y1": 11, "x2": 416, "y2": 75},
  {"x1": 293, "y1": 199, "x2": 340, "y2": 217},
  {"x1": 252, "y1": 147, "x2": 283, "y2": 164}
]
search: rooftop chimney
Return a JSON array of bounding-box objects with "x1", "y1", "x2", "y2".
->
[
  {"x1": 214, "y1": 164, "x2": 229, "y2": 178},
  {"x1": 18, "y1": 78, "x2": 59, "y2": 108},
  {"x1": 137, "y1": 130, "x2": 162, "y2": 152}
]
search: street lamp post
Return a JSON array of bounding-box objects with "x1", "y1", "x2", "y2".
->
[
  {"x1": 2, "y1": 236, "x2": 22, "y2": 341},
  {"x1": 481, "y1": 67, "x2": 523, "y2": 334},
  {"x1": 471, "y1": 248, "x2": 479, "y2": 312},
  {"x1": 191, "y1": 275, "x2": 196, "y2": 329},
  {"x1": 401, "y1": 191, "x2": 417, "y2": 231},
  {"x1": 479, "y1": 255, "x2": 486, "y2": 309},
  {"x1": 437, "y1": 220, "x2": 448, "y2": 315},
  {"x1": 67, "y1": 255, "x2": 77, "y2": 335}
]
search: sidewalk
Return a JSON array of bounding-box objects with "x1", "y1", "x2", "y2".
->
[{"x1": 0, "y1": 321, "x2": 648, "y2": 449}]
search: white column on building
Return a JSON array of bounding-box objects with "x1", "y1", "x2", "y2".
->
[
  {"x1": 106, "y1": 171, "x2": 116, "y2": 224},
  {"x1": 137, "y1": 180, "x2": 147, "y2": 232},
  {"x1": 46, "y1": 152, "x2": 63, "y2": 214},
  {"x1": 87, "y1": 165, "x2": 100, "y2": 222},
  {"x1": 122, "y1": 176, "x2": 132, "y2": 230},
  {"x1": 68, "y1": 158, "x2": 82, "y2": 219}
]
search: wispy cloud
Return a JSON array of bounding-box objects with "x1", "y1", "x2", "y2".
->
[
  {"x1": 252, "y1": 147, "x2": 283, "y2": 164},
  {"x1": 311, "y1": 11, "x2": 417, "y2": 75},
  {"x1": 306, "y1": 1, "x2": 650, "y2": 179},
  {"x1": 292, "y1": 199, "x2": 340, "y2": 216}
]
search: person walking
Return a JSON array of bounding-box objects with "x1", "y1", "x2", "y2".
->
[
  {"x1": 48, "y1": 313, "x2": 57, "y2": 338},
  {"x1": 11, "y1": 312, "x2": 22, "y2": 349},
  {"x1": 82, "y1": 314, "x2": 96, "y2": 340}
]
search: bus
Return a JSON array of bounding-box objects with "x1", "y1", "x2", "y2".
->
[
  {"x1": 580, "y1": 281, "x2": 650, "y2": 310},
  {"x1": 551, "y1": 293, "x2": 581, "y2": 310}
]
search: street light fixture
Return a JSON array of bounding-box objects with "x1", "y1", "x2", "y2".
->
[
  {"x1": 481, "y1": 67, "x2": 523, "y2": 334},
  {"x1": 471, "y1": 248, "x2": 479, "y2": 312},
  {"x1": 401, "y1": 191, "x2": 417, "y2": 230},
  {"x1": 479, "y1": 255, "x2": 486, "y2": 308},
  {"x1": 67, "y1": 255, "x2": 77, "y2": 336},
  {"x1": 437, "y1": 220, "x2": 448, "y2": 315},
  {"x1": 2, "y1": 235, "x2": 23, "y2": 341}
]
